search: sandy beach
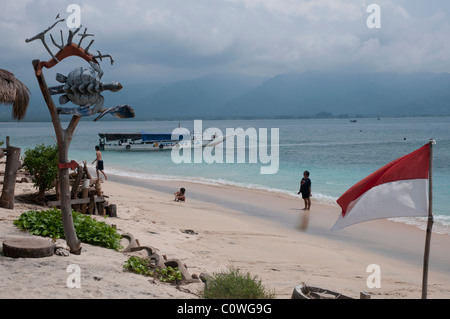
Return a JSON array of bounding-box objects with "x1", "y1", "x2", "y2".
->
[{"x1": 1, "y1": 170, "x2": 450, "y2": 300}]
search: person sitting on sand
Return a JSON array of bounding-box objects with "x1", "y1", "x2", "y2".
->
[{"x1": 174, "y1": 188, "x2": 186, "y2": 202}]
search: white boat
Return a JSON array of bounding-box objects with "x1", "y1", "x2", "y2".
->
[{"x1": 98, "y1": 132, "x2": 227, "y2": 151}]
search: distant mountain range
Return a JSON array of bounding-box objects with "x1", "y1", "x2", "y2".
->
[{"x1": 3, "y1": 71, "x2": 450, "y2": 121}]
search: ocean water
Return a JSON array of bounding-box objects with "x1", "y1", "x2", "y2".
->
[{"x1": 1, "y1": 117, "x2": 449, "y2": 234}]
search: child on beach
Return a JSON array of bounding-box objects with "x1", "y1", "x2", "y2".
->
[
  {"x1": 298, "y1": 170, "x2": 311, "y2": 210},
  {"x1": 92, "y1": 145, "x2": 107, "y2": 181},
  {"x1": 174, "y1": 188, "x2": 186, "y2": 202}
]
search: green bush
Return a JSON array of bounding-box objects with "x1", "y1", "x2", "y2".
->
[
  {"x1": 202, "y1": 266, "x2": 275, "y2": 299},
  {"x1": 14, "y1": 208, "x2": 122, "y2": 250},
  {"x1": 123, "y1": 256, "x2": 182, "y2": 283},
  {"x1": 23, "y1": 143, "x2": 58, "y2": 201}
]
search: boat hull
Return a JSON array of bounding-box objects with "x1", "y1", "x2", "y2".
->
[{"x1": 100, "y1": 136, "x2": 228, "y2": 151}]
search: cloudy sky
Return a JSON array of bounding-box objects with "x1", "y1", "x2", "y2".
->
[{"x1": 1, "y1": 0, "x2": 450, "y2": 86}]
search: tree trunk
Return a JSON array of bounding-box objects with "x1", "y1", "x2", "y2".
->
[
  {"x1": 32, "y1": 59, "x2": 82, "y2": 255},
  {"x1": 58, "y1": 115, "x2": 82, "y2": 254},
  {"x1": 0, "y1": 146, "x2": 21, "y2": 209}
]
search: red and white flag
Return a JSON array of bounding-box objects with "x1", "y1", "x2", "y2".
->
[{"x1": 332, "y1": 144, "x2": 430, "y2": 231}]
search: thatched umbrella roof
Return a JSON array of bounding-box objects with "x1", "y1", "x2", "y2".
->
[{"x1": 0, "y1": 69, "x2": 30, "y2": 120}]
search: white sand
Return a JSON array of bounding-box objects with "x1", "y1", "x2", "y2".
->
[{"x1": 1, "y1": 172, "x2": 450, "y2": 299}]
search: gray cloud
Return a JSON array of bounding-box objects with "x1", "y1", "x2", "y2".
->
[{"x1": 1, "y1": 0, "x2": 450, "y2": 86}]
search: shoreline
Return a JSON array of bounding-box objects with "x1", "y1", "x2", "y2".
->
[
  {"x1": 104, "y1": 173, "x2": 450, "y2": 298},
  {"x1": 104, "y1": 166, "x2": 450, "y2": 236},
  {"x1": 1, "y1": 172, "x2": 450, "y2": 299}
]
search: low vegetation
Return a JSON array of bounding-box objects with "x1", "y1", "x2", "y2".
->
[
  {"x1": 202, "y1": 266, "x2": 275, "y2": 299},
  {"x1": 22, "y1": 143, "x2": 58, "y2": 201},
  {"x1": 14, "y1": 208, "x2": 122, "y2": 250},
  {"x1": 123, "y1": 256, "x2": 182, "y2": 283}
]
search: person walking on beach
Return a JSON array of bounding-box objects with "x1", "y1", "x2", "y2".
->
[
  {"x1": 298, "y1": 170, "x2": 311, "y2": 210},
  {"x1": 92, "y1": 145, "x2": 107, "y2": 181}
]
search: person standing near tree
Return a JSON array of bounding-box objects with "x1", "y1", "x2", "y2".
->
[
  {"x1": 298, "y1": 170, "x2": 311, "y2": 210},
  {"x1": 92, "y1": 145, "x2": 107, "y2": 181}
]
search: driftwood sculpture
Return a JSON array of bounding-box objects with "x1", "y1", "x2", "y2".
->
[
  {"x1": 26, "y1": 19, "x2": 135, "y2": 254},
  {"x1": 26, "y1": 20, "x2": 134, "y2": 119},
  {"x1": 49, "y1": 63, "x2": 123, "y2": 114}
]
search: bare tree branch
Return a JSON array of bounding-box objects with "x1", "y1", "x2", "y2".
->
[
  {"x1": 25, "y1": 19, "x2": 65, "y2": 61},
  {"x1": 85, "y1": 40, "x2": 95, "y2": 55},
  {"x1": 77, "y1": 27, "x2": 94, "y2": 48},
  {"x1": 67, "y1": 26, "x2": 82, "y2": 45},
  {"x1": 93, "y1": 51, "x2": 115, "y2": 65},
  {"x1": 50, "y1": 30, "x2": 64, "y2": 50}
]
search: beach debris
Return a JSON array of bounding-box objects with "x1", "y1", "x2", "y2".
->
[
  {"x1": 54, "y1": 241, "x2": 70, "y2": 256},
  {"x1": 181, "y1": 229, "x2": 198, "y2": 235},
  {"x1": 2, "y1": 238, "x2": 55, "y2": 258},
  {"x1": 46, "y1": 161, "x2": 118, "y2": 217}
]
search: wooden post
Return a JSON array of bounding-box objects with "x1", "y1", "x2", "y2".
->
[
  {"x1": 70, "y1": 165, "x2": 83, "y2": 212},
  {"x1": 106, "y1": 204, "x2": 117, "y2": 217},
  {"x1": 88, "y1": 190, "x2": 95, "y2": 214},
  {"x1": 81, "y1": 161, "x2": 91, "y2": 214},
  {"x1": 70, "y1": 166, "x2": 83, "y2": 198},
  {"x1": 95, "y1": 179, "x2": 104, "y2": 216},
  {"x1": 80, "y1": 179, "x2": 89, "y2": 214},
  {"x1": 0, "y1": 145, "x2": 21, "y2": 209},
  {"x1": 83, "y1": 161, "x2": 92, "y2": 180},
  {"x1": 422, "y1": 139, "x2": 435, "y2": 299}
]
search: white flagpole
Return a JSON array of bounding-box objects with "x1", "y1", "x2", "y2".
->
[{"x1": 422, "y1": 139, "x2": 435, "y2": 299}]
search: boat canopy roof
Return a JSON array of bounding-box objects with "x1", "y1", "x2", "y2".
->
[{"x1": 99, "y1": 133, "x2": 185, "y2": 142}]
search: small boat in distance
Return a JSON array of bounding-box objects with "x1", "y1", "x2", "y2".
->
[{"x1": 98, "y1": 132, "x2": 227, "y2": 151}]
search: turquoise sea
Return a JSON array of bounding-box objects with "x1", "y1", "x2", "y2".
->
[{"x1": 1, "y1": 117, "x2": 449, "y2": 234}]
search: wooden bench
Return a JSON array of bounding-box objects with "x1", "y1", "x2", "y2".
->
[{"x1": 47, "y1": 196, "x2": 105, "y2": 207}]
